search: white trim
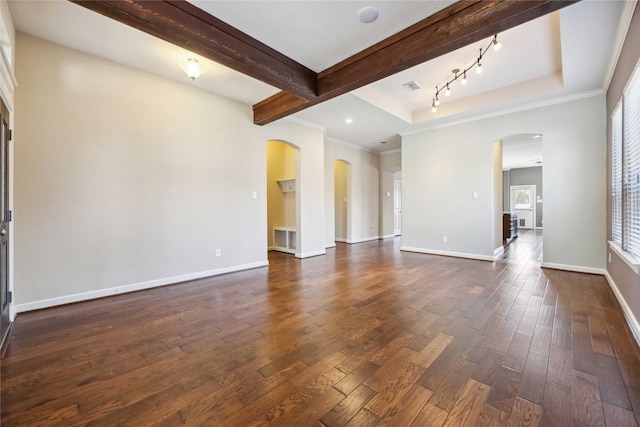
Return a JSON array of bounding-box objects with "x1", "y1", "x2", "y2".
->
[
  {"x1": 380, "y1": 149, "x2": 401, "y2": 155},
  {"x1": 400, "y1": 90, "x2": 604, "y2": 136},
  {"x1": 608, "y1": 241, "x2": 640, "y2": 275},
  {"x1": 347, "y1": 236, "x2": 380, "y2": 244},
  {"x1": 605, "y1": 270, "x2": 640, "y2": 348},
  {"x1": 15, "y1": 260, "x2": 269, "y2": 313},
  {"x1": 400, "y1": 246, "x2": 494, "y2": 262},
  {"x1": 283, "y1": 116, "x2": 326, "y2": 133},
  {"x1": 493, "y1": 246, "x2": 504, "y2": 259},
  {"x1": 295, "y1": 249, "x2": 326, "y2": 258},
  {"x1": 380, "y1": 234, "x2": 396, "y2": 240},
  {"x1": 540, "y1": 262, "x2": 606, "y2": 275},
  {"x1": 326, "y1": 137, "x2": 377, "y2": 154},
  {"x1": 602, "y1": 0, "x2": 638, "y2": 92},
  {"x1": 325, "y1": 243, "x2": 337, "y2": 249}
]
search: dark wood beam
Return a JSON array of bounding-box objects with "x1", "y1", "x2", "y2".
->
[
  {"x1": 70, "y1": 0, "x2": 318, "y2": 100},
  {"x1": 254, "y1": 0, "x2": 579, "y2": 125}
]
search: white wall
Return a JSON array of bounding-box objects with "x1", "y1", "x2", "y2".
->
[
  {"x1": 380, "y1": 150, "x2": 401, "y2": 238},
  {"x1": 403, "y1": 95, "x2": 606, "y2": 270},
  {"x1": 324, "y1": 140, "x2": 380, "y2": 246},
  {"x1": 14, "y1": 33, "x2": 269, "y2": 309}
]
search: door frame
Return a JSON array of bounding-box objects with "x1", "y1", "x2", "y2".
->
[
  {"x1": 0, "y1": 96, "x2": 11, "y2": 351},
  {"x1": 510, "y1": 184, "x2": 536, "y2": 230},
  {"x1": 393, "y1": 180, "x2": 402, "y2": 236}
]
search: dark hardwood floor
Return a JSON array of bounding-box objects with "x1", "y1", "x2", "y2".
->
[{"x1": 2, "y1": 231, "x2": 640, "y2": 426}]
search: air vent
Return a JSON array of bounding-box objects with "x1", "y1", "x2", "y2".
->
[{"x1": 402, "y1": 81, "x2": 421, "y2": 92}]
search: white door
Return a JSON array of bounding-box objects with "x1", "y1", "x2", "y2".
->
[
  {"x1": 510, "y1": 185, "x2": 536, "y2": 229},
  {"x1": 394, "y1": 181, "x2": 402, "y2": 236}
]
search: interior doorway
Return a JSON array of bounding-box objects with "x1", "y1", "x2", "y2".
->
[
  {"x1": 0, "y1": 98, "x2": 11, "y2": 347},
  {"x1": 510, "y1": 185, "x2": 536, "y2": 229},
  {"x1": 501, "y1": 133, "x2": 544, "y2": 247},
  {"x1": 334, "y1": 160, "x2": 350, "y2": 243},
  {"x1": 266, "y1": 140, "x2": 299, "y2": 255},
  {"x1": 393, "y1": 180, "x2": 402, "y2": 236}
]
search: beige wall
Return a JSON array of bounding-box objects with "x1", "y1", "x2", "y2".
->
[
  {"x1": 14, "y1": 33, "x2": 270, "y2": 309},
  {"x1": 324, "y1": 140, "x2": 380, "y2": 246}
]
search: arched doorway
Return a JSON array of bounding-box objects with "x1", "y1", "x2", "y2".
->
[
  {"x1": 334, "y1": 159, "x2": 350, "y2": 243},
  {"x1": 266, "y1": 140, "x2": 300, "y2": 254}
]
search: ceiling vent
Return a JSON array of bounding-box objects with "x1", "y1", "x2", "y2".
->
[{"x1": 402, "y1": 81, "x2": 421, "y2": 92}]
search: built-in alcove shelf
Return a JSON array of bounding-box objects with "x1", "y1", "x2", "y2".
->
[
  {"x1": 272, "y1": 227, "x2": 296, "y2": 254},
  {"x1": 277, "y1": 179, "x2": 295, "y2": 193}
]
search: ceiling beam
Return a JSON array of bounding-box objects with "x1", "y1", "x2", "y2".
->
[
  {"x1": 253, "y1": 0, "x2": 579, "y2": 125},
  {"x1": 70, "y1": 0, "x2": 318, "y2": 100}
]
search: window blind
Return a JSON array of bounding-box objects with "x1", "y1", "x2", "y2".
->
[
  {"x1": 623, "y1": 63, "x2": 640, "y2": 258},
  {"x1": 612, "y1": 102, "x2": 623, "y2": 244}
]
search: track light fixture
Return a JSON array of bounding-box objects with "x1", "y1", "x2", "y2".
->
[{"x1": 430, "y1": 34, "x2": 501, "y2": 113}]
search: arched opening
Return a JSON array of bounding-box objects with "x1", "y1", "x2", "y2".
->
[
  {"x1": 266, "y1": 140, "x2": 300, "y2": 255},
  {"x1": 334, "y1": 159, "x2": 350, "y2": 243}
]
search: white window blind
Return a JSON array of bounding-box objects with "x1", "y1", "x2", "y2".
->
[
  {"x1": 612, "y1": 102, "x2": 623, "y2": 244},
  {"x1": 624, "y1": 63, "x2": 640, "y2": 258}
]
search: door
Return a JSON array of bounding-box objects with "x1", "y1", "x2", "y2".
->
[
  {"x1": 394, "y1": 180, "x2": 402, "y2": 236},
  {"x1": 0, "y1": 99, "x2": 10, "y2": 346},
  {"x1": 510, "y1": 185, "x2": 535, "y2": 230}
]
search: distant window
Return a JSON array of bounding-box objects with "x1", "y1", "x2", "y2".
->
[
  {"x1": 611, "y1": 59, "x2": 640, "y2": 261},
  {"x1": 514, "y1": 189, "x2": 532, "y2": 209}
]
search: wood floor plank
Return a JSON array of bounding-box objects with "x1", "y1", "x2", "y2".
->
[
  {"x1": 541, "y1": 382, "x2": 572, "y2": 427},
  {"x1": 506, "y1": 396, "x2": 542, "y2": 427},
  {"x1": 572, "y1": 369, "x2": 606, "y2": 427},
  {"x1": 441, "y1": 379, "x2": 491, "y2": 427},
  {"x1": 2, "y1": 231, "x2": 640, "y2": 426}
]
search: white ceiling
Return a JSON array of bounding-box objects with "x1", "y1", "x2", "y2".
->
[{"x1": 7, "y1": 0, "x2": 636, "y2": 161}]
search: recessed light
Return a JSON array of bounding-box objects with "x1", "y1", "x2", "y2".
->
[
  {"x1": 358, "y1": 6, "x2": 379, "y2": 24},
  {"x1": 345, "y1": 118, "x2": 353, "y2": 124}
]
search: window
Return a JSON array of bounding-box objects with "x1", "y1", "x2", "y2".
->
[{"x1": 611, "y1": 59, "x2": 640, "y2": 269}]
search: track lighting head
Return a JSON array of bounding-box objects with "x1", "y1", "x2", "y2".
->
[{"x1": 492, "y1": 34, "x2": 502, "y2": 51}]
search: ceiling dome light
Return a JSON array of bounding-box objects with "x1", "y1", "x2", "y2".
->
[
  {"x1": 180, "y1": 58, "x2": 205, "y2": 80},
  {"x1": 358, "y1": 7, "x2": 379, "y2": 24},
  {"x1": 345, "y1": 118, "x2": 353, "y2": 124}
]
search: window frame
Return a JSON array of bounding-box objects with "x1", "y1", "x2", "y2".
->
[{"x1": 609, "y1": 58, "x2": 640, "y2": 274}]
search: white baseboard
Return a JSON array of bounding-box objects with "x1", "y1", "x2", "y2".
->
[
  {"x1": 540, "y1": 262, "x2": 606, "y2": 275},
  {"x1": 347, "y1": 236, "x2": 380, "y2": 244},
  {"x1": 605, "y1": 271, "x2": 640, "y2": 348},
  {"x1": 493, "y1": 246, "x2": 504, "y2": 259},
  {"x1": 295, "y1": 249, "x2": 326, "y2": 259},
  {"x1": 400, "y1": 246, "x2": 494, "y2": 262},
  {"x1": 325, "y1": 244, "x2": 337, "y2": 249},
  {"x1": 380, "y1": 234, "x2": 396, "y2": 240},
  {"x1": 15, "y1": 260, "x2": 270, "y2": 313}
]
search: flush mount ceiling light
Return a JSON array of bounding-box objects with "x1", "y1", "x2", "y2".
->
[
  {"x1": 180, "y1": 57, "x2": 205, "y2": 80},
  {"x1": 345, "y1": 118, "x2": 353, "y2": 124},
  {"x1": 431, "y1": 34, "x2": 502, "y2": 113},
  {"x1": 358, "y1": 6, "x2": 379, "y2": 24}
]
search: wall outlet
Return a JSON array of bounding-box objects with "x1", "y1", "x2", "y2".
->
[
  {"x1": 443, "y1": 236, "x2": 448, "y2": 243},
  {"x1": 370, "y1": 227, "x2": 374, "y2": 231},
  {"x1": 215, "y1": 248, "x2": 222, "y2": 257},
  {"x1": 472, "y1": 191, "x2": 478, "y2": 199},
  {"x1": 252, "y1": 191, "x2": 257, "y2": 199}
]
